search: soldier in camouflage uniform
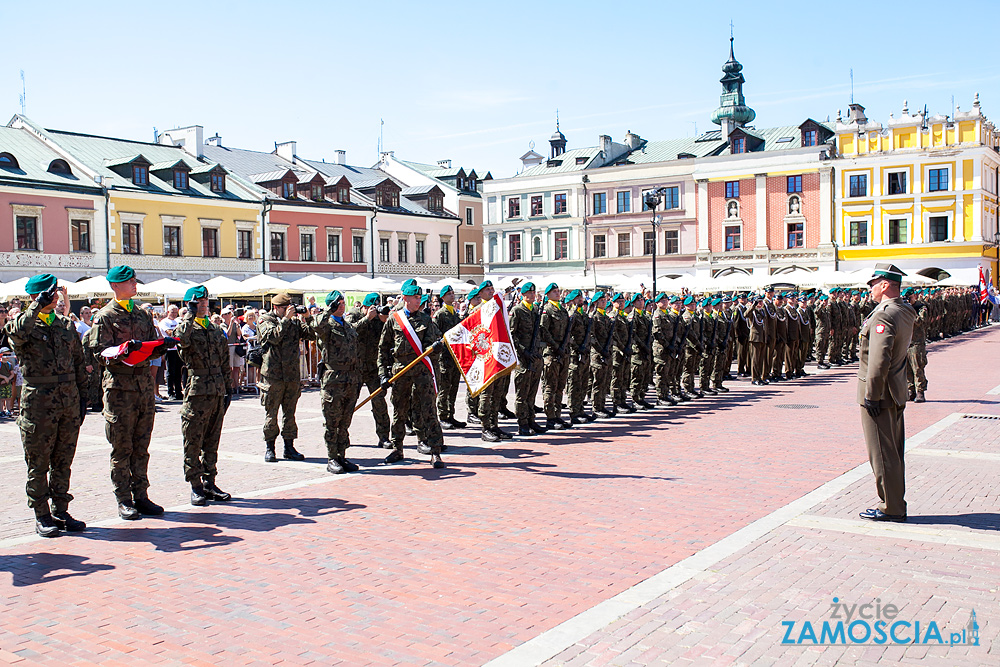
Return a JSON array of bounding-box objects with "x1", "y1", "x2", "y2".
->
[
  {"x1": 378, "y1": 281, "x2": 445, "y2": 467},
  {"x1": 667, "y1": 296, "x2": 689, "y2": 400},
  {"x1": 628, "y1": 295, "x2": 653, "y2": 408},
  {"x1": 257, "y1": 292, "x2": 314, "y2": 462},
  {"x1": 680, "y1": 296, "x2": 704, "y2": 398},
  {"x1": 347, "y1": 293, "x2": 392, "y2": 448},
  {"x1": 510, "y1": 282, "x2": 547, "y2": 437},
  {"x1": 904, "y1": 288, "x2": 929, "y2": 403},
  {"x1": 651, "y1": 293, "x2": 674, "y2": 405},
  {"x1": 87, "y1": 266, "x2": 171, "y2": 520},
  {"x1": 565, "y1": 290, "x2": 593, "y2": 424},
  {"x1": 312, "y1": 290, "x2": 362, "y2": 474},
  {"x1": 609, "y1": 294, "x2": 635, "y2": 413},
  {"x1": 540, "y1": 283, "x2": 571, "y2": 430},
  {"x1": 699, "y1": 298, "x2": 719, "y2": 394},
  {"x1": 6, "y1": 275, "x2": 89, "y2": 537},
  {"x1": 588, "y1": 292, "x2": 615, "y2": 417},
  {"x1": 432, "y1": 285, "x2": 464, "y2": 429},
  {"x1": 176, "y1": 285, "x2": 235, "y2": 506},
  {"x1": 814, "y1": 294, "x2": 831, "y2": 368},
  {"x1": 712, "y1": 297, "x2": 734, "y2": 392}
]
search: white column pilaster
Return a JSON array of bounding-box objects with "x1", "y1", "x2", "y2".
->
[
  {"x1": 696, "y1": 179, "x2": 709, "y2": 251},
  {"x1": 818, "y1": 167, "x2": 833, "y2": 247},
  {"x1": 754, "y1": 174, "x2": 768, "y2": 249}
]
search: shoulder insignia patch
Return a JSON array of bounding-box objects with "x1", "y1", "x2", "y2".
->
[{"x1": 875, "y1": 323, "x2": 885, "y2": 334}]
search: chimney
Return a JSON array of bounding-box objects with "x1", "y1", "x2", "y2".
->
[
  {"x1": 336, "y1": 150, "x2": 346, "y2": 165},
  {"x1": 275, "y1": 141, "x2": 297, "y2": 162},
  {"x1": 624, "y1": 130, "x2": 642, "y2": 150},
  {"x1": 206, "y1": 133, "x2": 222, "y2": 147},
  {"x1": 437, "y1": 159, "x2": 452, "y2": 169},
  {"x1": 599, "y1": 135, "x2": 611, "y2": 156},
  {"x1": 159, "y1": 125, "x2": 205, "y2": 158}
]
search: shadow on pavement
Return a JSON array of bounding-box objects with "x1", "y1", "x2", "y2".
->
[
  {"x1": 908, "y1": 513, "x2": 1000, "y2": 530},
  {"x1": 81, "y1": 524, "x2": 242, "y2": 552},
  {"x1": 0, "y1": 552, "x2": 116, "y2": 588}
]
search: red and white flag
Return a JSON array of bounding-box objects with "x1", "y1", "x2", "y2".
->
[
  {"x1": 390, "y1": 310, "x2": 437, "y2": 393},
  {"x1": 101, "y1": 338, "x2": 173, "y2": 366},
  {"x1": 979, "y1": 266, "x2": 990, "y2": 304},
  {"x1": 444, "y1": 294, "x2": 518, "y2": 397}
]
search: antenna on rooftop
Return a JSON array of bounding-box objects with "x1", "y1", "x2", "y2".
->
[
  {"x1": 378, "y1": 118, "x2": 384, "y2": 159},
  {"x1": 850, "y1": 69, "x2": 854, "y2": 104},
  {"x1": 19, "y1": 70, "x2": 26, "y2": 115}
]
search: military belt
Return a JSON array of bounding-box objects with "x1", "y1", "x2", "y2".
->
[
  {"x1": 109, "y1": 365, "x2": 143, "y2": 376},
  {"x1": 188, "y1": 367, "x2": 223, "y2": 376},
  {"x1": 24, "y1": 373, "x2": 75, "y2": 385}
]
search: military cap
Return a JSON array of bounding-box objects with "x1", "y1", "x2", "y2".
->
[
  {"x1": 682, "y1": 295, "x2": 695, "y2": 306},
  {"x1": 699, "y1": 297, "x2": 711, "y2": 307},
  {"x1": 722, "y1": 295, "x2": 733, "y2": 303},
  {"x1": 655, "y1": 292, "x2": 668, "y2": 302},
  {"x1": 362, "y1": 292, "x2": 380, "y2": 307},
  {"x1": 183, "y1": 285, "x2": 208, "y2": 301},
  {"x1": 712, "y1": 297, "x2": 722, "y2": 306},
  {"x1": 271, "y1": 292, "x2": 292, "y2": 306},
  {"x1": 645, "y1": 298, "x2": 654, "y2": 306},
  {"x1": 520, "y1": 281, "x2": 536, "y2": 294},
  {"x1": 467, "y1": 285, "x2": 481, "y2": 299},
  {"x1": 592, "y1": 290, "x2": 606, "y2": 302},
  {"x1": 478, "y1": 279, "x2": 493, "y2": 290},
  {"x1": 764, "y1": 284, "x2": 775, "y2": 292},
  {"x1": 543, "y1": 282, "x2": 559, "y2": 295},
  {"x1": 325, "y1": 290, "x2": 344, "y2": 306},
  {"x1": 669, "y1": 295, "x2": 680, "y2": 303},
  {"x1": 439, "y1": 284, "x2": 454, "y2": 298},
  {"x1": 611, "y1": 292, "x2": 624, "y2": 302},
  {"x1": 401, "y1": 282, "x2": 422, "y2": 297},
  {"x1": 625, "y1": 294, "x2": 638, "y2": 307},
  {"x1": 402, "y1": 278, "x2": 418, "y2": 288},
  {"x1": 420, "y1": 293, "x2": 430, "y2": 306},
  {"x1": 901, "y1": 287, "x2": 913, "y2": 297},
  {"x1": 868, "y1": 263, "x2": 906, "y2": 284},
  {"x1": 566, "y1": 289, "x2": 582, "y2": 301},
  {"x1": 107, "y1": 265, "x2": 136, "y2": 283},
  {"x1": 25, "y1": 273, "x2": 58, "y2": 295}
]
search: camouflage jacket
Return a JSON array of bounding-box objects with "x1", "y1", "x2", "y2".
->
[
  {"x1": 567, "y1": 306, "x2": 588, "y2": 356},
  {"x1": 612, "y1": 310, "x2": 630, "y2": 355},
  {"x1": 256, "y1": 310, "x2": 314, "y2": 383},
  {"x1": 378, "y1": 308, "x2": 441, "y2": 378},
  {"x1": 630, "y1": 311, "x2": 651, "y2": 357},
  {"x1": 432, "y1": 305, "x2": 461, "y2": 369},
  {"x1": 347, "y1": 308, "x2": 384, "y2": 378},
  {"x1": 541, "y1": 300, "x2": 570, "y2": 356},
  {"x1": 86, "y1": 299, "x2": 163, "y2": 392},
  {"x1": 510, "y1": 301, "x2": 540, "y2": 363},
  {"x1": 311, "y1": 312, "x2": 360, "y2": 385},
  {"x1": 175, "y1": 312, "x2": 233, "y2": 396},
  {"x1": 5, "y1": 301, "x2": 87, "y2": 409},
  {"x1": 589, "y1": 310, "x2": 613, "y2": 360}
]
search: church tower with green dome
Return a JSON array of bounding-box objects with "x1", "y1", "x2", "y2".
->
[{"x1": 711, "y1": 37, "x2": 756, "y2": 137}]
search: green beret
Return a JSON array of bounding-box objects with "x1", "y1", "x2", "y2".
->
[
  {"x1": 611, "y1": 292, "x2": 624, "y2": 302},
  {"x1": 478, "y1": 279, "x2": 493, "y2": 290},
  {"x1": 683, "y1": 295, "x2": 695, "y2": 306},
  {"x1": 183, "y1": 285, "x2": 208, "y2": 301},
  {"x1": 420, "y1": 294, "x2": 430, "y2": 305},
  {"x1": 520, "y1": 281, "x2": 536, "y2": 295},
  {"x1": 592, "y1": 290, "x2": 605, "y2": 302},
  {"x1": 566, "y1": 289, "x2": 582, "y2": 301},
  {"x1": 363, "y1": 292, "x2": 380, "y2": 307},
  {"x1": 107, "y1": 266, "x2": 136, "y2": 283},
  {"x1": 402, "y1": 278, "x2": 417, "y2": 288},
  {"x1": 439, "y1": 284, "x2": 454, "y2": 299},
  {"x1": 325, "y1": 290, "x2": 344, "y2": 306},
  {"x1": 712, "y1": 298, "x2": 722, "y2": 306},
  {"x1": 401, "y1": 282, "x2": 421, "y2": 297},
  {"x1": 669, "y1": 295, "x2": 680, "y2": 303},
  {"x1": 25, "y1": 273, "x2": 58, "y2": 295},
  {"x1": 467, "y1": 286, "x2": 481, "y2": 299},
  {"x1": 626, "y1": 294, "x2": 639, "y2": 307},
  {"x1": 700, "y1": 297, "x2": 711, "y2": 307},
  {"x1": 655, "y1": 292, "x2": 668, "y2": 302},
  {"x1": 543, "y1": 282, "x2": 558, "y2": 295}
]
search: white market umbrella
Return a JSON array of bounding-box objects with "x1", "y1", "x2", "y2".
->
[
  {"x1": 203, "y1": 276, "x2": 245, "y2": 295},
  {"x1": 141, "y1": 278, "x2": 192, "y2": 298},
  {"x1": 936, "y1": 267, "x2": 982, "y2": 287},
  {"x1": 0, "y1": 277, "x2": 72, "y2": 300},
  {"x1": 290, "y1": 274, "x2": 336, "y2": 292}
]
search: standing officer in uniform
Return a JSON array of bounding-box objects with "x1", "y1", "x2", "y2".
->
[
  {"x1": 347, "y1": 292, "x2": 392, "y2": 449},
  {"x1": 630, "y1": 295, "x2": 653, "y2": 409},
  {"x1": 814, "y1": 294, "x2": 831, "y2": 368},
  {"x1": 904, "y1": 288, "x2": 929, "y2": 403},
  {"x1": 432, "y1": 285, "x2": 464, "y2": 429},
  {"x1": 680, "y1": 295, "x2": 704, "y2": 398},
  {"x1": 313, "y1": 290, "x2": 361, "y2": 474},
  {"x1": 588, "y1": 292, "x2": 614, "y2": 418},
  {"x1": 651, "y1": 293, "x2": 675, "y2": 405},
  {"x1": 7, "y1": 275, "x2": 88, "y2": 536},
  {"x1": 609, "y1": 293, "x2": 634, "y2": 412},
  {"x1": 257, "y1": 292, "x2": 314, "y2": 462},
  {"x1": 858, "y1": 264, "x2": 916, "y2": 522},
  {"x1": 747, "y1": 296, "x2": 768, "y2": 385},
  {"x1": 176, "y1": 285, "x2": 234, "y2": 506},
  {"x1": 540, "y1": 283, "x2": 571, "y2": 430},
  {"x1": 475, "y1": 280, "x2": 511, "y2": 440},
  {"x1": 510, "y1": 282, "x2": 546, "y2": 437},
  {"x1": 87, "y1": 266, "x2": 171, "y2": 520},
  {"x1": 564, "y1": 290, "x2": 593, "y2": 424}
]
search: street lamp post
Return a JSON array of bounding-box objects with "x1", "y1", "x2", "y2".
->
[
  {"x1": 644, "y1": 189, "x2": 667, "y2": 297},
  {"x1": 994, "y1": 231, "x2": 1000, "y2": 291}
]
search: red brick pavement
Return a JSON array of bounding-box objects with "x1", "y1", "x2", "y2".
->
[{"x1": 0, "y1": 326, "x2": 997, "y2": 665}]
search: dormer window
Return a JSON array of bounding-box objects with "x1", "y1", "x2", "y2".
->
[
  {"x1": 0, "y1": 152, "x2": 18, "y2": 169},
  {"x1": 428, "y1": 194, "x2": 443, "y2": 212},
  {"x1": 173, "y1": 169, "x2": 188, "y2": 189},
  {"x1": 283, "y1": 181, "x2": 296, "y2": 198},
  {"x1": 375, "y1": 186, "x2": 399, "y2": 208},
  {"x1": 338, "y1": 187, "x2": 350, "y2": 204},
  {"x1": 210, "y1": 172, "x2": 225, "y2": 193},
  {"x1": 47, "y1": 159, "x2": 72, "y2": 175},
  {"x1": 132, "y1": 163, "x2": 148, "y2": 186},
  {"x1": 731, "y1": 137, "x2": 745, "y2": 154},
  {"x1": 802, "y1": 129, "x2": 818, "y2": 147},
  {"x1": 311, "y1": 184, "x2": 323, "y2": 201}
]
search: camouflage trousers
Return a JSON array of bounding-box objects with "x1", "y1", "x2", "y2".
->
[
  {"x1": 105, "y1": 387, "x2": 154, "y2": 503},
  {"x1": 566, "y1": 352, "x2": 590, "y2": 417},
  {"x1": 390, "y1": 365, "x2": 442, "y2": 451},
  {"x1": 181, "y1": 393, "x2": 226, "y2": 484},
  {"x1": 361, "y1": 373, "x2": 390, "y2": 442},
  {"x1": 907, "y1": 342, "x2": 928, "y2": 393},
  {"x1": 466, "y1": 388, "x2": 479, "y2": 421},
  {"x1": 814, "y1": 327, "x2": 829, "y2": 363},
  {"x1": 713, "y1": 345, "x2": 730, "y2": 388},
  {"x1": 826, "y1": 329, "x2": 842, "y2": 363},
  {"x1": 260, "y1": 379, "x2": 301, "y2": 442},
  {"x1": 436, "y1": 356, "x2": 461, "y2": 421},
  {"x1": 542, "y1": 353, "x2": 569, "y2": 419},
  {"x1": 495, "y1": 374, "x2": 512, "y2": 413},
  {"x1": 322, "y1": 380, "x2": 360, "y2": 459},
  {"x1": 699, "y1": 350, "x2": 715, "y2": 390},
  {"x1": 681, "y1": 348, "x2": 700, "y2": 392},
  {"x1": 590, "y1": 351, "x2": 611, "y2": 412},
  {"x1": 513, "y1": 359, "x2": 542, "y2": 427},
  {"x1": 478, "y1": 376, "x2": 504, "y2": 430},
  {"x1": 631, "y1": 356, "x2": 650, "y2": 402},
  {"x1": 19, "y1": 386, "x2": 82, "y2": 516},
  {"x1": 653, "y1": 353, "x2": 671, "y2": 400},
  {"x1": 610, "y1": 350, "x2": 628, "y2": 405}
]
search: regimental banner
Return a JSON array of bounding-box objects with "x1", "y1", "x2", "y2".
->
[{"x1": 444, "y1": 294, "x2": 518, "y2": 398}]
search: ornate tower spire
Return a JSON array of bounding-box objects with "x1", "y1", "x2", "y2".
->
[
  {"x1": 711, "y1": 36, "x2": 756, "y2": 135},
  {"x1": 549, "y1": 109, "x2": 567, "y2": 158}
]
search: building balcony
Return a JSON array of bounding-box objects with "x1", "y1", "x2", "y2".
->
[
  {"x1": 376, "y1": 262, "x2": 457, "y2": 276},
  {"x1": 695, "y1": 246, "x2": 836, "y2": 268}
]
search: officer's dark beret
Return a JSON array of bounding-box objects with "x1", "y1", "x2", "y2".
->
[
  {"x1": 183, "y1": 285, "x2": 208, "y2": 301},
  {"x1": 25, "y1": 273, "x2": 57, "y2": 295},
  {"x1": 107, "y1": 266, "x2": 135, "y2": 283}
]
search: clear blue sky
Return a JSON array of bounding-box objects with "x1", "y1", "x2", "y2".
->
[{"x1": 3, "y1": 0, "x2": 997, "y2": 178}]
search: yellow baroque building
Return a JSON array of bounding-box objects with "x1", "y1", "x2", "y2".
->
[{"x1": 833, "y1": 96, "x2": 999, "y2": 283}]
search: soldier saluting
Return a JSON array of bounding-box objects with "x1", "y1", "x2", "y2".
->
[
  {"x1": 312, "y1": 290, "x2": 362, "y2": 474},
  {"x1": 6, "y1": 274, "x2": 89, "y2": 537}
]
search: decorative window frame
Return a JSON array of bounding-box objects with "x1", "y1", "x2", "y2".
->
[
  {"x1": 199, "y1": 218, "x2": 223, "y2": 258},
  {"x1": 921, "y1": 210, "x2": 954, "y2": 244},
  {"x1": 117, "y1": 211, "x2": 146, "y2": 255},
  {"x1": 848, "y1": 219, "x2": 870, "y2": 247},
  {"x1": 326, "y1": 226, "x2": 343, "y2": 263},
  {"x1": 723, "y1": 222, "x2": 744, "y2": 251},
  {"x1": 885, "y1": 214, "x2": 912, "y2": 246},
  {"x1": 463, "y1": 242, "x2": 476, "y2": 264},
  {"x1": 66, "y1": 207, "x2": 95, "y2": 254},
  {"x1": 160, "y1": 214, "x2": 186, "y2": 257},
  {"x1": 924, "y1": 164, "x2": 952, "y2": 193},
  {"x1": 884, "y1": 168, "x2": 909, "y2": 196},
  {"x1": 298, "y1": 225, "x2": 317, "y2": 262},
  {"x1": 234, "y1": 220, "x2": 256, "y2": 260},
  {"x1": 11, "y1": 203, "x2": 44, "y2": 252},
  {"x1": 268, "y1": 222, "x2": 289, "y2": 261}
]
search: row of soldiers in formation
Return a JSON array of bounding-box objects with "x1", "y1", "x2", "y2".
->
[{"x1": 5, "y1": 263, "x2": 988, "y2": 538}]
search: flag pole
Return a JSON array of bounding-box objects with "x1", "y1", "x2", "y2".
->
[{"x1": 354, "y1": 345, "x2": 436, "y2": 412}]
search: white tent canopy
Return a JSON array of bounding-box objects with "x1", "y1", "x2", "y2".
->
[
  {"x1": 0, "y1": 277, "x2": 73, "y2": 300},
  {"x1": 141, "y1": 278, "x2": 195, "y2": 298},
  {"x1": 203, "y1": 276, "x2": 245, "y2": 296},
  {"x1": 289, "y1": 274, "x2": 336, "y2": 292},
  {"x1": 936, "y1": 266, "x2": 983, "y2": 287}
]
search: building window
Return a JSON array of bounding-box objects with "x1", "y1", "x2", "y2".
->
[
  {"x1": 163, "y1": 226, "x2": 181, "y2": 256},
  {"x1": 664, "y1": 229, "x2": 679, "y2": 254},
  {"x1": 415, "y1": 239, "x2": 425, "y2": 264},
  {"x1": 270, "y1": 231, "x2": 286, "y2": 260},
  {"x1": 849, "y1": 221, "x2": 868, "y2": 246},
  {"x1": 732, "y1": 136, "x2": 745, "y2": 153},
  {"x1": 643, "y1": 231, "x2": 655, "y2": 255},
  {"x1": 617, "y1": 191, "x2": 630, "y2": 213},
  {"x1": 617, "y1": 233, "x2": 631, "y2": 257},
  {"x1": 428, "y1": 194, "x2": 443, "y2": 212},
  {"x1": 849, "y1": 174, "x2": 867, "y2": 197},
  {"x1": 593, "y1": 234, "x2": 606, "y2": 258},
  {"x1": 929, "y1": 216, "x2": 949, "y2": 242},
  {"x1": 238, "y1": 230, "x2": 253, "y2": 259},
  {"x1": 283, "y1": 181, "x2": 296, "y2": 199},
  {"x1": 527, "y1": 236, "x2": 538, "y2": 257},
  {"x1": 380, "y1": 238, "x2": 390, "y2": 263},
  {"x1": 464, "y1": 243, "x2": 475, "y2": 264},
  {"x1": 554, "y1": 231, "x2": 568, "y2": 260},
  {"x1": 725, "y1": 181, "x2": 740, "y2": 199},
  {"x1": 338, "y1": 187, "x2": 350, "y2": 204},
  {"x1": 397, "y1": 239, "x2": 408, "y2": 263},
  {"x1": 465, "y1": 207, "x2": 473, "y2": 225},
  {"x1": 787, "y1": 175, "x2": 803, "y2": 194},
  {"x1": 173, "y1": 170, "x2": 188, "y2": 190},
  {"x1": 299, "y1": 233, "x2": 314, "y2": 261},
  {"x1": 203, "y1": 228, "x2": 220, "y2": 258},
  {"x1": 554, "y1": 193, "x2": 567, "y2": 214},
  {"x1": 662, "y1": 186, "x2": 680, "y2": 209},
  {"x1": 0, "y1": 152, "x2": 18, "y2": 168},
  {"x1": 725, "y1": 226, "x2": 741, "y2": 251},
  {"x1": 71, "y1": 219, "x2": 90, "y2": 252},
  {"x1": 441, "y1": 240, "x2": 450, "y2": 264},
  {"x1": 928, "y1": 168, "x2": 948, "y2": 192},
  {"x1": 122, "y1": 222, "x2": 141, "y2": 254},
  {"x1": 353, "y1": 236, "x2": 364, "y2": 263},
  {"x1": 328, "y1": 234, "x2": 341, "y2": 262},
  {"x1": 132, "y1": 164, "x2": 148, "y2": 186},
  {"x1": 530, "y1": 196, "x2": 543, "y2": 216},
  {"x1": 803, "y1": 129, "x2": 818, "y2": 147},
  {"x1": 787, "y1": 222, "x2": 804, "y2": 248},
  {"x1": 311, "y1": 184, "x2": 322, "y2": 201},
  {"x1": 210, "y1": 172, "x2": 225, "y2": 193},
  {"x1": 889, "y1": 218, "x2": 907, "y2": 244},
  {"x1": 509, "y1": 234, "x2": 522, "y2": 261},
  {"x1": 508, "y1": 197, "x2": 520, "y2": 218},
  {"x1": 887, "y1": 172, "x2": 906, "y2": 195},
  {"x1": 593, "y1": 192, "x2": 607, "y2": 214},
  {"x1": 15, "y1": 216, "x2": 38, "y2": 250}
]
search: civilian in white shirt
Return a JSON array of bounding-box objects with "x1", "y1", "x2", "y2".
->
[{"x1": 159, "y1": 304, "x2": 184, "y2": 401}]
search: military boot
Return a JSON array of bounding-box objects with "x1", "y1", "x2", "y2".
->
[
  {"x1": 430, "y1": 453, "x2": 444, "y2": 469},
  {"x1": 326, "y1": 458, "x2": 345, "y2": 474},
  {"x1": 416, "y1": 442, "x2": 433, "y2": 454},
  {"x1": 283, "y1": 439, "x2": 305, "y2": 461},
  {"x1": 546, "y1": 418, "x2": 565, "y2": 431},
  {"x1": 339, "y1": 457, "x2": 359, "y2": 473},
  {"x1": 264, "y1": 439, "x2": 277, "y2": 462},
  {"x1": 203, "y1": 479, "x2": 232, "y2": 502},
  {"x1": 448, "y1": 417, "x2": 467, "y2": 429},
  {"x1": 35, "y1": 513, "x2": 61, "y2": 538},
  {"x1": 498, "y1": 407, "x2": 516, "y2": 420},
  {"x1": 52, "y1": 511, "x2": 86, "y2": 532},
  {"x1": 384, "y1": 446, "x2": 404, "y2": 464},
  {"x1": 481, "y1": 428, "x2": 500, "y2": 442},
  {"x1": 134, "y1": 496, "x2": 164, "y2": 516},
  {"x1": 518, "y1": 425, "x2": 533, "y2": 436},
  {"x1": 530, "y1": 420, "x2": 548, "y2": 433},
  {"x1": 378, "y1": 438, "x2": 394, "y2": 449},
  {"x1": 915, "y1": 391, "x2": 926, "y2": 403},
  {"x1": 117, "y1": 500, "x2": 141, "y2": 521},
  {"x1": 190, "y1": 484, "x2": 208, "y2": 507}
]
